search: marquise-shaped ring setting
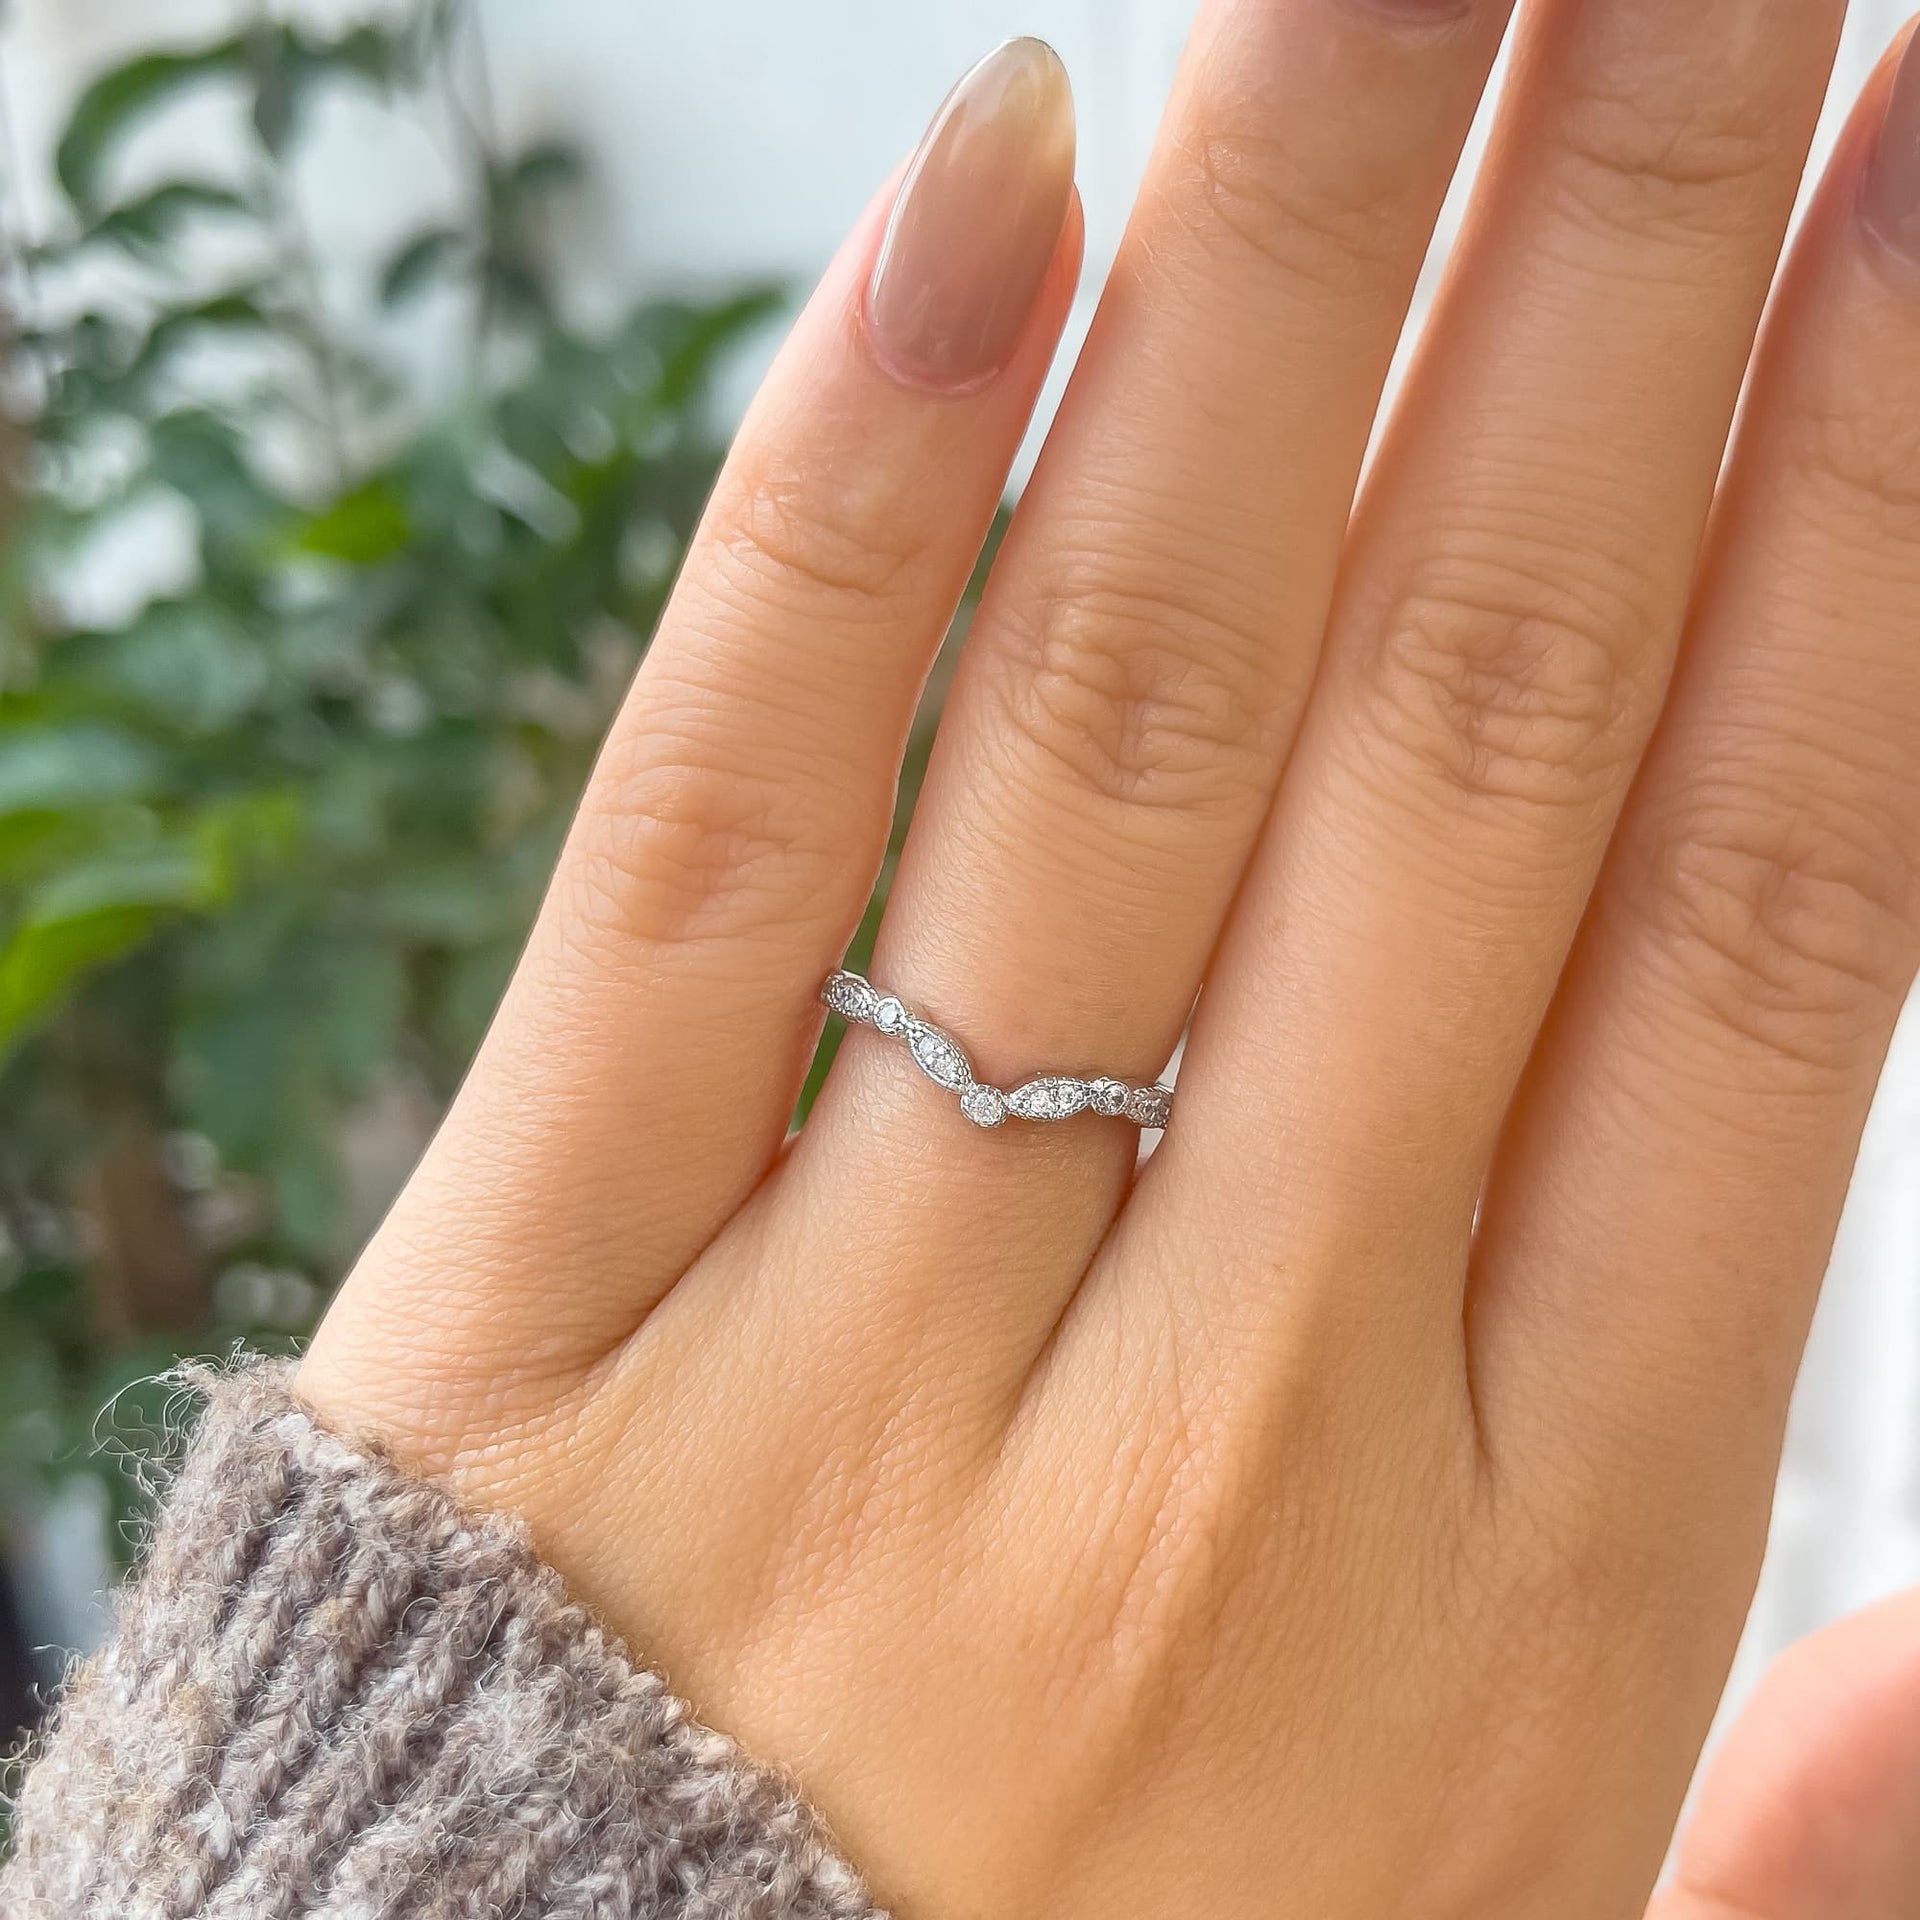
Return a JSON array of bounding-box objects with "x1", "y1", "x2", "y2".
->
[{"x1": 821, "y1": 970, "x2": 1174, "y2": 1134}]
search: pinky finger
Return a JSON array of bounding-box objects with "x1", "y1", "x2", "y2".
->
[{"x1": 304, "y1": 43, "x2": 1081, "y2": 1401}]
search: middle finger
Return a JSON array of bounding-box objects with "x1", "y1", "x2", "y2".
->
[{"x1": 1163, "y1": 0, "x2": 1846, "y2": 1362}]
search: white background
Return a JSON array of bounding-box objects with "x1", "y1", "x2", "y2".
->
[{"x1": 5, "y1": 0, "x2": 1918, "y2": 1775}]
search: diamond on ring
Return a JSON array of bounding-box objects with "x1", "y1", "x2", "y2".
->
[
  {"x1": 820, "y1": 969, "x2": 1174, "y2": 1134},
  {"x1": 959, "y1": 1085, "x2": 1010, "y2": 1129}
]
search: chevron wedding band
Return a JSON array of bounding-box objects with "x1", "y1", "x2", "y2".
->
[{"x1": 821, "y1": 969, "x2": 1174, "y2": 1133}]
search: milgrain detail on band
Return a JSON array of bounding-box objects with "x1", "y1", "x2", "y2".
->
[{"x1": 821, "y1": 969, "x2": 1175, "y2": 1131}]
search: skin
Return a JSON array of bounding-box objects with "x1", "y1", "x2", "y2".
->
[
  {"x1": 300, "y1": 0, "x2": 1920, "y2": 1914},
  {"x1": 1655, "y1": 1591, "x2": 1920, "y2": 1920}
]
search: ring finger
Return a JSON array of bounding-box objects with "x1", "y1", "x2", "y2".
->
[{"x1": 788, "y1": 0, "x2": 1513, "y2": 1375}]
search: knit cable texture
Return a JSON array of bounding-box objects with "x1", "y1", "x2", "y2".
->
[{"x1": 0, "y1": 1363, "x2": 882, "y2": 1920}]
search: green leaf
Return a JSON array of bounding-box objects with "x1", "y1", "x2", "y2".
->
[
  {"x1": 130, "y1": 288, "x2": 272, "y2": 388},
  {"x1": 173, "y1": 978, "x2": 286, "y2": 1157},
  {"x1": 79, "y1": 181, "x2": 255, "y2": 259},
  {"x1": 0, "y1": 831, "x2": 230, "y2": 1051},
  {"x1": 266, "y1": 1127, "x2": 343, "y2": 1260},
  {"x1": 379, "y1": 227, "x2": 470, "y2": 309},
  {"x1": 296, "y1": 479, "x2": 413, "y2": 565},
  {"x1": 640, "y1": 287, "x2": 785, "y2": 410},
  {"x1": 0, "y1": 905, "x2": 156, "y2": 1055},
  {"x1": 144, "y1": 409, "x2": 287, "y2": 548},
  {"x1": 0, "y1": 726, "x2": 166, "y2": 815},
  {"x1": 437, "y1": 936, "x2": 520, "y2": 1061},
  {"x1": 0, "y1": 811, "x2": 73, "y2": 887},
  {"x1": 481, "y1": 256, "x2": 552, "y2": 330},
  {"x1": 55, "y1": 41, "x2": 247, "y2": 214},
  {"x1": 86, "y1": 601, "x2": 269, "y2": 732},
  {"x1": 312, "y1": 940, "x2": 406, "y2": 1092},
  {"x1": 190, "y1": 790, "x2": 301, "y2": 898},
  {"x1": 248, "y1": 24, "x2": 406, "y2": 156},
  {"x1": 503, "y1": 140, "x2": 585, "y2": 200},
  {"x1": 146, "y1": 407, "x2": 259, "y2": 494},
  {"x1": 292, "y1": 23, "x2": 403, "y2": 88},
  {"x1": 247, "y1": 32, "x2": 296, "y2": 158},
  {"x1": 366, "y1": 867, "x2": 509, "y2": 944},
  {"x1": 24, "y1": 840, "x2": 211, "y2": 923}
]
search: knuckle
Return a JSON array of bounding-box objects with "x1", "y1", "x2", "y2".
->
[
  {"x1": 988, "y1": 569, "x2": 1280, "y2": 820},
  {"x1": 571, "y1": 746, "x2": 875, "y2": 953},
  {"x1": 1789, "y1": 394, "x2": 1920, "y2": 536},
  {"x1": 1154, "y1": 119, "x2": 1400, "y2": 302},
  {"x1": 1636, "y1": 776, "x2": 1920, "y2": 1065},
  {"x1": 705, "y1": 460, "x2": 927, "y2": 617},
  {"x1": 1356, "y1": 564, "x2": 1647, "y2": 813},
  {"x1": 1549, "y1": 73, "x2": 1781, "y2": 248}
]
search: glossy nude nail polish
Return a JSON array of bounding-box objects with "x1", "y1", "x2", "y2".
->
[
  {"x1": 1864, "y1": 30, "x2": 1920, "y2": 266},
  {"x1": 865, "y1": 38, "x2": 1076, "y2": 391}
]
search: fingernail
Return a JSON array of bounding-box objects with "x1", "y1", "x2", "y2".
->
[
  {"x1": 865, "y1": 38, "x2": 1075, "y2": 391},
  {"x1": 1864, "y1": 31, "x2": 1920, "y2": 265}
]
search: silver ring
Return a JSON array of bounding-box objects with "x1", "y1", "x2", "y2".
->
[{"x1": 821, "y1": 969, "x2": 1174, "y2": 1132}]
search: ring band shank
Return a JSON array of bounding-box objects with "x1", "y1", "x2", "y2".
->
[{"x1": 821, "y1": 970, "x2": 1174, "y2": 1131}]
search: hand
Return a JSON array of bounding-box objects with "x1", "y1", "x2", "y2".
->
[{"x1": 299, "y1": 4, "x2": 1920, "y2": 1915}]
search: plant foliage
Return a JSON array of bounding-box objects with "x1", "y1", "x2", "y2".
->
[{"x1": 0, "y1": 1, "x2": 782, "y2": 1567}]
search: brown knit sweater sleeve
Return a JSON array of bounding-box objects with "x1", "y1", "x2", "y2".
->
[{"x1": 0, "y1": 1364, "x2": 882, "y2": 1920}]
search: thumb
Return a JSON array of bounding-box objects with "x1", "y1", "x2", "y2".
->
[{"x1": 1649, "y1": 1588, "x2": 1920, "y2": 1920}]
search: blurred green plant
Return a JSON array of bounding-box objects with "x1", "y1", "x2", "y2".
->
[{"x1": 0, "y1": 1, "x2": 787, "y2": 1560}]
